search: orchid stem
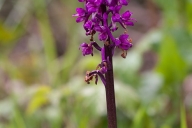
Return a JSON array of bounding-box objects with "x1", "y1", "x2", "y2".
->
[{"x1": 101, "y1": 4, "x2": 117, "y2": 128}]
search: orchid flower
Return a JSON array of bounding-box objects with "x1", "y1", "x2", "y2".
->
[{"x1": 73, "y1": 0, "x2": 136, "y2": 126}]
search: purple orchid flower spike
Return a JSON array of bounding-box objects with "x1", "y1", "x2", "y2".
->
[
  {"x1": 73, "y1": 0, "x2": 136, "y2": 127},
  {"x1": 73, "y1": 0, "x2": 135, "y2": 90}
]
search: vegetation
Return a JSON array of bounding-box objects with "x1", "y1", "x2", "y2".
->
[{"x1": 0, "y1": 0, "x2": 192, "y2": 127}]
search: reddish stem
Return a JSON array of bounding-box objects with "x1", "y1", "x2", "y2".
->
[{"x1": 101, "y1": 4, "x2": 117, "y2": 128}]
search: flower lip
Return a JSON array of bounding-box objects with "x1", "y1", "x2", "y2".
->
[
  {"x1": 80, "y1": 43, "x2": 93, "y2": 56},
  {"x1": 117, "y1": 34, "x2": 132, "y2": 50},
  {"x1": 119, "y1": 33, "x2": 129, "y2": 40}
]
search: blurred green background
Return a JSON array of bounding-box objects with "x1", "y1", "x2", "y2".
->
[{"x1": 0, "y1": 0, "x2": 192, "y2": 128}]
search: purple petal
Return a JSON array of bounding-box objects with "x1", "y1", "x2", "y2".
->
[
  {"x1": 72, "y1": 13, "x2": 79, "y2": 17},
  {"x1": 114, "y1": 38, "x2": 121, "y2": 46},
  {"x1": 95, "y1": 0, "x2": 102, "y2": 6},
  {"x1": 124, "y1": 21, "x2": 134, "y2": 26},
  {"x1": 86, "y1": 2, "x2": 98, "y2": 13},
  {"x1": 87, "y1": 6, "x2": 97, "y2": 13},
  {"x1": 76, "y1": 17, "x2": 86, "y2": 23},
  {"x1": 99, "y1": 33, "x2": 108, "y2": 41},
  {"x1": 119, "y1": 34, "x2": 129, "y2": 40},
  {"x1": 76, "y1": 8, "x2": 86, "y2": 16},
  {"x1": 114, "y1": 5, "x2": 122, "y2": 12},
  {"x1": 94, "y1": 26, "x2": 102, "y2": 32},
  {"x1": 78, "y1": 0, "x2": 85, "y2": 2},
  {"x1": 83, "y1": 48, "x2": 93, "y2": 55},
  {"x1": 88, "y1": 0, "x2": 101, "y2": 5},
  {"x1": 80, "y1": 43, "x2": 88, "y2": 47},
  {"x1": 84, "y1": 20, "x2": 92, "y2": 29},
  {"x1": 80, "y1": 43, "x2": 93, "y2": 56},
  {"x1": 122, "y1": 11, "x2": 132, "y2": 20},
  {"x1": 118, "y1": 34, "x2": 133, "y2": 50},
  {"x1": 112, "y1": 13, "x2": 120, "y2": 22},
  {"x1": 119, "y1": 0, "x2": 128, "y2": 5},
  {"x1": 100, "y1": 26, "x2": 107, "y2": 31},
  {"x1": 109, "y1": 6, "x2": 115, "y2": 11},
  {"x1": 119, "y1": 43, "x2": 132, "y2": 50},
  {"x1": 106, "y1": 0, "x2": 118, "y2": 6}
]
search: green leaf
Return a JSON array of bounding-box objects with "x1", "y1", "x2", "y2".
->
[
  {"x1": 131, "y1": 107, "x2": 155, "y2": 128},
  {"x1": 171, "y1": 29, "x2": 192, "y2": 65},
  {"x1": 156, "y1": 34, "x2": 187, "y2": 84},
  {"x1": 180, "y1": 103, "x2": 187, "y2": 128},
  {"x1": 186, "y1": 0, "x2": 192, "y2": 33},
  {"x1": 27, "y1": 86, "x2": 51, "y2": 115},
  {"x1": 0, "y1": 23, "x2": 20, "y2": 44}
]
